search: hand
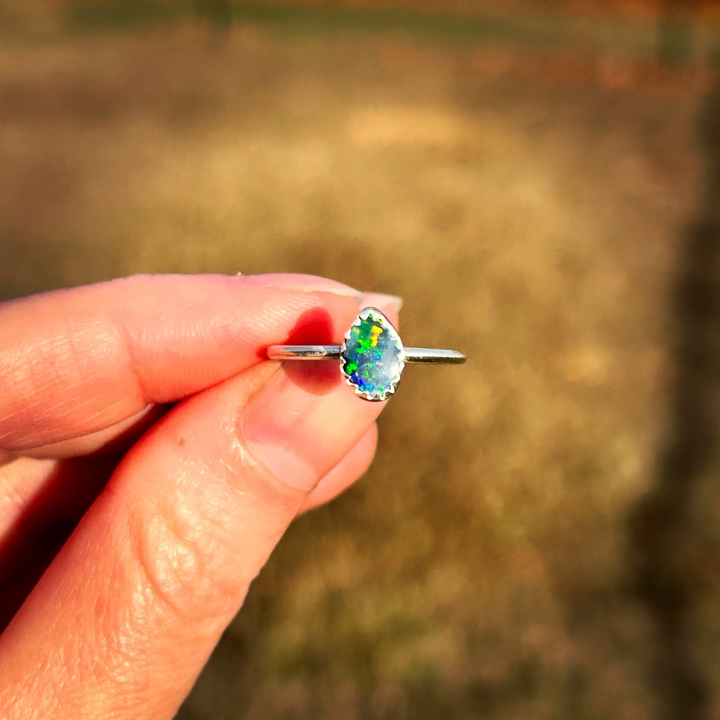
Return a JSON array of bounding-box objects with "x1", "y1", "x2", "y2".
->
[{"x1": 0, "y1": 273, "x2": 399, "y2": 719}]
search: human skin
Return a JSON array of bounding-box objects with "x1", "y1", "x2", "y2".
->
[{"x1": 0, "y1": 273, "x2": 401, "y2": 719}]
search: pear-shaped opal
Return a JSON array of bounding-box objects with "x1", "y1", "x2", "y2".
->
[{"x1": 340, "y1": 307, "x2": 405, "y2": 401}]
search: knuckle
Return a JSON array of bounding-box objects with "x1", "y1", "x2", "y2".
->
[
  {"x1": 128, "y1": 491, "x2": 245, "y2": 624},
  {"x1": 123, "y1": 438, "x2": 305, "y2": 626}
]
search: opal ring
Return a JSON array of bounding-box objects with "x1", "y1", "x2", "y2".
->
[{"x1": 267, "y1": 306, "x2": 466, "y2": 402}]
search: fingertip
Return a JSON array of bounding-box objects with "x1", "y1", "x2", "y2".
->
[
  {"x1": 241, "y1": 273, "x2": 363, "y2": 302},
  {"x1": 299, "y1": 422, "x2": 379, "y2": 514},
  {"x1": 360, "y1": 292, "x2": 402, "y2": 327}
]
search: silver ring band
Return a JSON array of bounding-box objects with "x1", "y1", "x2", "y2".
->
[
  {"x1": 266, "y1": 306, "x2": 465, "y2": 401},
  {"x1": 267, "y1": 345, "x2": 466, "y2": 364}
]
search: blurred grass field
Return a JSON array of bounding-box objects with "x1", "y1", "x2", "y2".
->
[{"x1": 3, "y1": 3, "x2": 720, "y2": 719}]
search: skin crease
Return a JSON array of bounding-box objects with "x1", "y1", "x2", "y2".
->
[{"x1": 0, "y1": 274, "x2": 399, "y2": 720}]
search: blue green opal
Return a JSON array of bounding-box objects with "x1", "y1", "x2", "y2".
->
[{"x1": 340, "y1": 308, "x2": 404, "y2": 401}]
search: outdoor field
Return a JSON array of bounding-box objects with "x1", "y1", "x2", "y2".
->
[{"x1": 2, "y1": 3, "x2": 720, "y2": 719}]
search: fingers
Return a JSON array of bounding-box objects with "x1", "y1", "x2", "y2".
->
[
  {"x1": 0, "y1": 418, "x2": 376, "y2": 630},
  {"x1": 17, "y1": 404, "x2": 169, "y2": 460},
  {"x1": 0, "y1": 354, "x2": 387, "y2": 719},
  {"x1": 300, "y1": 423, "x2": 378, "y2": 514},
  {"x1": 0, "y1": 273, "x2": 361, "y2": 454},
  {"x1": 0, "y1": 454, "x2": 121, "y2": 631}
]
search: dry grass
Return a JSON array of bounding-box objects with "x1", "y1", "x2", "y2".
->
[{"x1": 1, "y1": 6, "x2": 719, "y2": 719}]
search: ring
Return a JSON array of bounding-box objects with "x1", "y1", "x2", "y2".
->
[{"x1": 267, "y1": 306, "x2": 466, "y2": 402}]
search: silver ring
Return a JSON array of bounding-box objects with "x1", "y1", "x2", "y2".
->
[{"x1": 267, "y1": 306, "x2": 466, "y2": 402}]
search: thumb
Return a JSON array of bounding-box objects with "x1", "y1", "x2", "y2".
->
[{"x1": 0, "y1": 354, "x2": 387, "y2": 718}]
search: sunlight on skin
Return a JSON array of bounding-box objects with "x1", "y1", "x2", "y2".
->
[{"x1": 0, "y1": 274, "x2": 399, "y2": 720}]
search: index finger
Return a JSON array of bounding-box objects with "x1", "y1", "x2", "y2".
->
[{"x1": 0, "y1": 274, "x2": 361, "y2": 454}]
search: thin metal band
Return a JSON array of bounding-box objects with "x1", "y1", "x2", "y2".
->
[{"x1": 267, "y1": 345, "x2": 466, "y2": 364}]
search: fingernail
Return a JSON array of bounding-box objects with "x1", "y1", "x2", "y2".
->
[
  {"x1": 242, "y1": 368, "x2": 377, "y2": 492},
  {"x1": 242, "y1": 273, "x2": 363, "y2": 302},
  {"x1": 361, "y1": 292, "x2": 403, "y2": 314}
]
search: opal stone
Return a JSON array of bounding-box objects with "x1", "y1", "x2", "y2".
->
[{"x1": 340, "y1": 307, "x2": 405, "y2": 401}]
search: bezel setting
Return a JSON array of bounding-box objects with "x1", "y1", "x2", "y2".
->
[{"x1": 339, "y1": 307, "x2": 406, "y2": 402}]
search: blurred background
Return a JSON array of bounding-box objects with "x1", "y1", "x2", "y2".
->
[{"x1": 2, "y1": 1, "x2": 720, "y2": 718}]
